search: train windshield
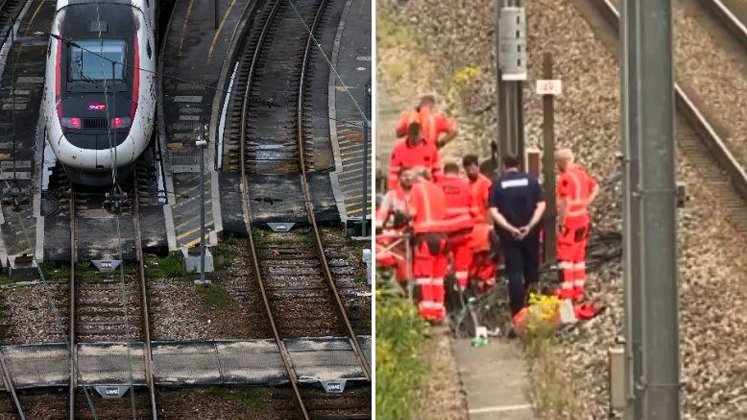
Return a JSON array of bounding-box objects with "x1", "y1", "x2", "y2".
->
[{"x1": 69, "y1": 39, "x2": 126, "y2": 81}]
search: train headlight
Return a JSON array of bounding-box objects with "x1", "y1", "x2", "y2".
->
[
  {"x1": 111, "y1": 117, "x2": 132, "y2": 129},
  {"x1": 61, "y1": 117, "x2": 82, "y2": 129}
]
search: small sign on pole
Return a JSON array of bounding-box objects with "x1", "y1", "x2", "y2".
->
[{"x1": 536, "y1": 79, "x2": 562, "y2": 96}]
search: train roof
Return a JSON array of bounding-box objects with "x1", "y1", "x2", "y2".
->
[{"x1": 56, "y1": 0, "x2": 149, "y2": 12}]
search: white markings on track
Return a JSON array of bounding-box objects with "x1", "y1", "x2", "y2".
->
[
  {"x1": 468, "y1": 404, "x2": 534, "y2": 415},
  {"x1": 16, "y1": 76, "x2": 43, "y2": 84},
  {"x1": 172, "y1": 95, "x2": 203, "y2": 103}
]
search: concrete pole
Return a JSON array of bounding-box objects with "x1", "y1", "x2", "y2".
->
[
  {"x1": 624, "y1": 1, "x2": 680, "y2": 417},
  {"x1": 636, "y1": 0, "x2": 680, "y2": 417},
  {"x1": 621, "y1": 0, "x2": 644, "y2": 417},
  {"x1": 496, "y1": 0, "x2": 525, "y2": 168},
  {"x1": 196, "y1": 129, "x2": 208, "y2": 284},
  {"x1": 541, "y1": 53, "x2": 556, "y2": 265}
]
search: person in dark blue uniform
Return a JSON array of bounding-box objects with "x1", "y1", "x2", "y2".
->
[{"x1": 488, "y1": 155, "x2": 546, "y2": 324}]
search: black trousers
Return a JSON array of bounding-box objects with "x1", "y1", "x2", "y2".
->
[{"x1": 500, "y1": 231, "x2": 540, "y2": 316}]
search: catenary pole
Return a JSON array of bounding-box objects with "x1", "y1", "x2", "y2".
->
[
  {"x1": 621, "y1": 0, "x2": 644, "y2": 417},
  {"x1": 496, "y1": 0, "x2": 526, "y2": 167},
  {"x1": 541, "y1": 52, "x2": 556, "y2": 265},
  {"x1": 634, "y1": 0, "x2": 680, "y2": 417}
]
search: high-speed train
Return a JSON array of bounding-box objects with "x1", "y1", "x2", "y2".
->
[{"x1": 43, "y1": 0, "x2": 157, "y2": 186}]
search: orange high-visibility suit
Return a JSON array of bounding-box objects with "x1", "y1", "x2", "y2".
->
[
  {"x1": 438, "y1": 174, "x2": 475, "y2": 289},
  {"x1": 375, "y1": 187, "x2": 410, "y2": 282},
  {"x1": 408, "y1": 180, "x2": 448, "y2": 321},
  {"x1": 388, "y1": 138, "x2": 442, "y2": 191},
  {"x1": 468, "y1": 173, "x2": 496, "y2": 290},
  {"x1": 396, "y1": 108, "x2": 456, "y2": 147},
  {"x1": 557, "y1": 166, "x2": 597, "y2": 300}
]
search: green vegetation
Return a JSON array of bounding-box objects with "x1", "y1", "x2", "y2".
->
[
  {"x1": 195, "y1": 284, "x2": 235, "y2": 311},
  {"x1": 377, "y1": 11, "x2": 416, "y2": 50},
  {"x1": 377, "y1": 10, "x2": 420, "y2": 85},
  {"x1": 75, "y1": 260, "x2": 103, "y2": 279},
  {"x1": 213, "y1": 241, "x2": 236, "y2": 271},
  {"x1": 521, "y1": 297, "x2": 583, "y2": 419},
  {"x1": 144, "y1": 253, "x2": 187, "y2": 279},
  {"x1": 39, "y1": 261, "x2": 70, "y2": 280},
  {"x1": 251, "y1": 227, "x2": 285, "y2": 247},
  {"x1": 205, "y1": 386, "x2": 270, "y2": 413},
  {"x1": 376, "y1": 269, "x2": 426, "y2": 419},
  {"x1": 0, "y1": 274, "x2": 12, "y2": 287}
]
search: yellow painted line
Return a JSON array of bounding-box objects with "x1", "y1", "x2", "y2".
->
[
  {"x1": 208, "y1": 0, "x2": 238, "y2": 60},
  {"x1": 341, "y1": 151, "x2": 363, "y2": 158},
  {"x1": 176, "y1": 182, "x2": 208, "y2": 200},
  {"x1": 167, "y1": 142, "x2": 183, "y2": 149},
  {"x1": 336, "y1": 87, "x2": 348, "y2": 92},
  {"x1": 177, "y1": 221, "x2": 214, "y2": 240},
  {"x1": 0, "y1": 154, "x2": 11, "y2": 160},
  {"x1": 178, "y1": 0, "x2": 197, "y2": 56},
  {"x1": 338, "y1": 143, "x2": 361, "y2": 151},
  {"x1": 24, "y1": 0, "x2": 45, "y2": 36},
  {"x1": 184, "y1": 235, "x2": 210, "y2": 248},
  {"x1": 174, "y1": 212, "x2": 213, "y2": 230}
]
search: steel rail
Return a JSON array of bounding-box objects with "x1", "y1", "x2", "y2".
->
[
  {"x1": 592, "y1": 0, "x2": 747, "y2": 203},
  {"x1": 67, "y1": 188, "x2": 77, "y2": 420},
  {"x1": 295, "y1": 0, "x2": 371, "y2": 382},
  {"x1": 133, "y1": 183, "x2": 159, "y2": 420},
  {"x1": 237, "y1": 1, "x2": 309, "y2": 419},
  {"x1": 0, "y1": 354, "x2": 24, "y2": 419},
  {"x1": 703, "y1": 0, "x2": 747, "y2": 50}
]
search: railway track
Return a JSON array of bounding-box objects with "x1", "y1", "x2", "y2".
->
[
  {"x1": 703, "y1": 0, "x2": 747, "y2": 50},
  {"x1": 66, "y1": 175, "x2": 158, "y2": 419},
  {"x1": 0, "y1": 0, "x2": 22, "y2": 45},
  {"x1": 589, "y1": 0, "x2": 747, "y2": 233},
  {"x1": 234, "y1": 0, "x2": 370, "y2": 418}
]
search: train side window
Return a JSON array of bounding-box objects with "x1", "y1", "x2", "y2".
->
[{"x1": 147, "y1": 40, "x2": 152, "y2": 59}]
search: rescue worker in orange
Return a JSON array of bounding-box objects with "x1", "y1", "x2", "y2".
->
[
  {"x1": 407, "y1": 167, "x2": 448, "y2": 322},
  {"x1": 463, "y1": 154, "x2": 497, "y2": 292},
  {"x1": 555, "y1": 149, "x2": 599, "y2": 301},
  {"x1": 376, "y1": 166, "x2": 414, "y2": 228},
  {"x1": 437, "y1": 162, "x2": 475, "y2": 289},
  {"x1": 395, "y1": 96, "x2": 458, "y2": 149},
  {"x1": 376, "y1": 167, "x2": 416, "y2": 283},
  {"x1": 388, "y1": 116, "x2": 442, "y2": 191}
]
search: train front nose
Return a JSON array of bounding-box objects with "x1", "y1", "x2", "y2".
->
[{"x1": 61, "y1": 117, "x2": 132, "y2": 166}]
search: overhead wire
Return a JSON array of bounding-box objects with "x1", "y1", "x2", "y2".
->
[
  {"x1": 284, "y1": 0, "x2": 369, "y2": 127},
  {"x1": 45, "y1": 30, "x2": 365, "y2": 125}
]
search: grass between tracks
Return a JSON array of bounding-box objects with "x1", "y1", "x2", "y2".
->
[
  {"x1": 204, "y1": 386, "x2": 270, "y2": 413},
  {"x1": 376, "y1": 270, "x2": 426, "y2": 419}
]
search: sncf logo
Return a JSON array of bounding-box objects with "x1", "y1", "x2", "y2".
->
[{"x1": 88, "y1": 103, "x2": 107, "y2": 111}]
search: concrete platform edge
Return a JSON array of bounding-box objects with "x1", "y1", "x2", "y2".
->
[
  {"x1": 156, "y1": 8, "x2": 179, "y2": 252},
  {"x1": 329, "y1": 171, "x2": 347, "y2": 225},
  {"x1": 206, "y1": 1, "x2": 257, "y2": 241},
  {"x1": 327, "y1": 0, "x2": 353, "y2": 174}
]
